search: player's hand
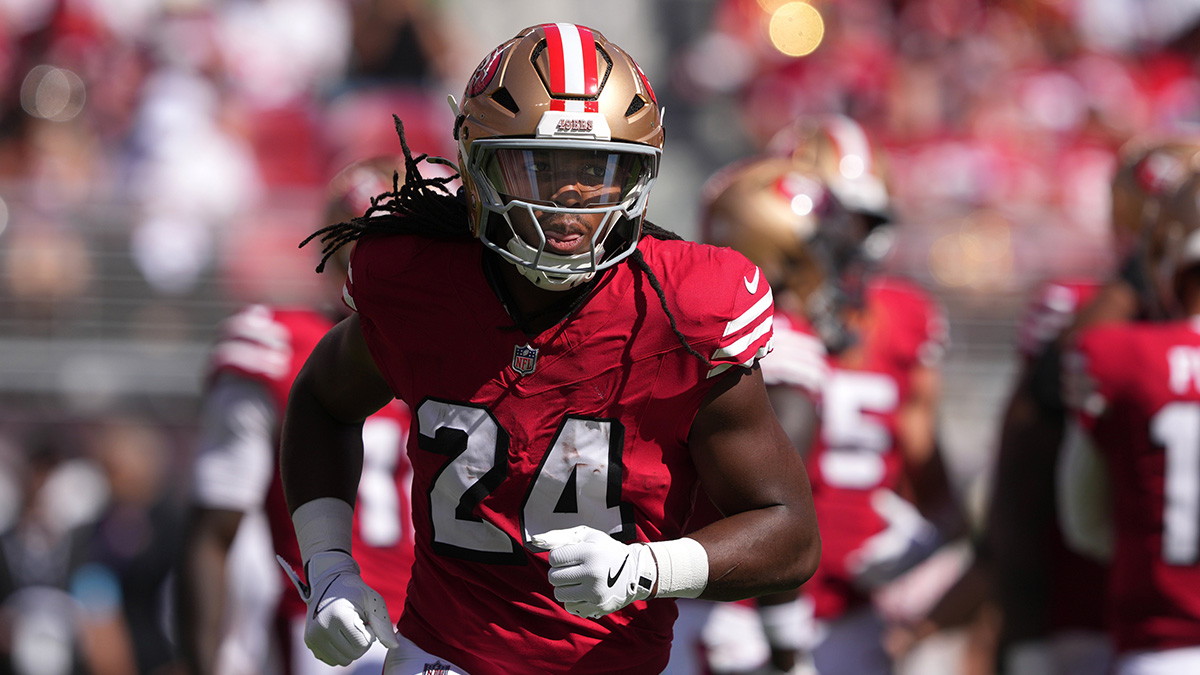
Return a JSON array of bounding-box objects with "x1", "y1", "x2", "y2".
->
[
  {"x1": 845, "y1": 489, "x2": 941, "y2": 590},
  {"x1": 277, "y1": 551, "x2": 400, "y2": 666},
  {"x1": 530, "y1": 525, "x2": 656, "y2": 619}
]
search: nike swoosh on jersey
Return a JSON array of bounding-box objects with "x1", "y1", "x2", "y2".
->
[
  {"x1": 744, "y1": 268, "x2": 760, "y2": 294},
  {"x1": 606, "y1": 555, "x2": 629, "y2": 587}
]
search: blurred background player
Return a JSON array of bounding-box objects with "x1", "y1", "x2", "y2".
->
[
  {"x1": 669, "y1": 154, "x2": 833, "y2": 675},
  {"x1": 887, "y1": 133, "x2": 1200, "y2": 675},
  {"x1": 769, "y1": 114, "x2": 965, "y2": 675},
  {"x1": 678, "y1": 112, "x2": 966, "y2": 675},
  {"x1": 1060, "y1": 163, "x2": 1200, "y2": 675},
  {"x1": 176, "y1": 157, "x2": 417, "y2": 675}
]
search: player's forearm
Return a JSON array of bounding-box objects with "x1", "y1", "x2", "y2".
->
[
  {"x1": 280, "y1": 374, "x2": 365, "y2": 515},
  {"x1": 689, "y1": 500, "x2": 820, "y2": 601},
  {"x1": 176, "y1": 508, "x2": 240, "y2": 675}
]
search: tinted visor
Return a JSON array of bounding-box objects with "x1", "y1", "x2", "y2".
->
[{"x1": 482, "y1": 147, "x2": 650, "y2": 207}]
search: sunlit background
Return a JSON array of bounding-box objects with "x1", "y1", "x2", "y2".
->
[{"x1": 0, "y1": 0, "x2": 1196, "y2": 673}]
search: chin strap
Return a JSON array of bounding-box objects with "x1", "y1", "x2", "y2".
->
[{"x1": 505, "y1": 237, "x2": 602, "y2": 291}]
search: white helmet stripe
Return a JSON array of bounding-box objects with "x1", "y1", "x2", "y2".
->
[
  {"x1": 825, "y1": 115, "x2": 872, "y2": 172},
  {"x1": 556, "y1": 23, "x2": 586, "y2": 95},
  {"x1": 545, "y1": 23, "x2": 599, "y2": 113}
]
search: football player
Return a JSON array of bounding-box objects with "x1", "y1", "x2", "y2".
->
[
  {"x1": 279, "y1": 23, "x2": 821, "y2": 675},
  {"x1": 1060, "y1": 162, "x2": 1200, "y2": 674},
  {"x1": 772, "y1": 114, "x2": 965, "y2": 675},
  {"x1": 668, "y1": 155, "x2": 834, "y2": 675},
  {"x1": 691, "y1": 113, "x2": 962, "y2": 675},
  {"x1": 176, "y1": 157, "x2": 416, "y2": 675},
  {"x1": 890, "y1": 134, "x2": 1200, "y2": 675}
]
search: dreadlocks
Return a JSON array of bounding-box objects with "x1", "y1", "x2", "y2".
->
[
  {"x1": 301, "y1": 116, "x2": 713, "y2": 369},
  {"x1": 301, "y1": 115, "x2": 470, "y2": 273}
]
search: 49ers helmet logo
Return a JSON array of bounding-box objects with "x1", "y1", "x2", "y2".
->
[
  {"x1": 555, "y1": 119, "x2": 594, "y2": 133},
  {"x1": 466, "y1": 46, "x2": 504, "y2": 97}
]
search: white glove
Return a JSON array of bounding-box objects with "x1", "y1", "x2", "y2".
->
[
  {"x1": 530, "y1": 526, "x2": 656, "y2": 619},
  {"x1": 845, "y1": 489, "x2": 942, "y2": 590},
  {"x1": 277, "y1": 551, "x2": 400, "y2": 666}
]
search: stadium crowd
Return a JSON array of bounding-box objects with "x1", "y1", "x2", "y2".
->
[{"x1": 0, "y1": 0, "x2": 1198, "y2": 674}]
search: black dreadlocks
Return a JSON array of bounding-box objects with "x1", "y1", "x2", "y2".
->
[
  {"x1": 300, "y1": 116, "x2": 469, "y2": 272},
  {"x1": 300, "y1": 115, "x2": 713, "y2": 369}
]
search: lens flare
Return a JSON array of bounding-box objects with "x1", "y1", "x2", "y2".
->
[{"x1": 769, "y1": 2, "x2": 825, "y2": 58}]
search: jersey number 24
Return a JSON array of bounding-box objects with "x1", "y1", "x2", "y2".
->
[{"x1": 416, "y1": 398, "x2": 636, "y2": 564}]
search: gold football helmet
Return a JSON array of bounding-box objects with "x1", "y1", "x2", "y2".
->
[
  {"x1": 701, "y1": 155, "x2": 859, "y2": 351},
  {"x1": 766, "y1": 114, "x2": 892, "y2": 224},
  {"x1": 452, "y1": 23, "x2": 664, "y2": 290},
  {"x1": 1145, "y1": 155, "x2": 1200, "y2": 317},
  {"x1": 1111, "y1": 134, "x2": 1200, "y2": 258},
  {"x1": 1111, "y1": 134, "x2": 1200, "y2": 318}
]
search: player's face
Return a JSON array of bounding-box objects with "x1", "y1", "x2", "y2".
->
[{"x1": 490, "y1": 148, "x2": 636, "y2": 256}]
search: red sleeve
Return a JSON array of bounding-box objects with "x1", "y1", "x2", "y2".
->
[
  {"x1": 208, "y1": 305, "x2": 294, "y2": 384},
  {"x1": 668, "y1": 243, "x2": 775, "y2": 379},
  {"x1": 1066, "y1": 324, "x2": 1129, "y2": 433}
]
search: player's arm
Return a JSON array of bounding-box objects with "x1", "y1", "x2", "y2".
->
[
  {"x1": 898, "y1": 363, "x2": 964, "y2": 537},
  {"x1": 534, "y1": 364, "x2": 820, "y2": 619},
  {"x1": 686, "y1": 364, "x2": 821, "y2": 601},
  {"x1": 177, "y1": 507, "x2": 244, "y2": 675},
  {"x1": 279, "y1": 314, "x2": 401, "y2": 666},
  {"x1": 281, "y1": 314, "x2": 393, "y2": 515},
  {"x1": 177, "y1": 375, "x2": 277, "y2": 675}
]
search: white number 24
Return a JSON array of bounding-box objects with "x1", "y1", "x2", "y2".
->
[{"x1": 416, "y1": 399, "x2": 634, "y2": 563}]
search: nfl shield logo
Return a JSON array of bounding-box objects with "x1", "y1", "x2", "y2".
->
[{"x1": 512, "y1": 343, "x2": 539, "y2": 375}]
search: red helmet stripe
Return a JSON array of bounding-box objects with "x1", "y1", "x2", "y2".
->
[
  {"x1": 543, "y1": 23, "x2": 567, "y2": 111},
  {"x1": 576, "y1": 25, "x2": 600, "y2": 112},
  {"x1": 543, "y1": 23, "x2": 599, "y2": 113}
]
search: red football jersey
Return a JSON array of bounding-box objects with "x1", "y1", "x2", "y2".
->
[
  {"x1": 345, "y1": 233, "x2": 774, "y2": 675},
  {"x1": 209, "y1": 306, "x2": 415, "y2": 621},
  {"x1": 1071, "y1": 318, "x2": 1200, "y2": 653},
  {"x1": 804, "y1": 277, "x2": 947, "y2": 620}
]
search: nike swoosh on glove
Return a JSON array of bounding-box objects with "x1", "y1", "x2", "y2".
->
[
  {"x1": 845, "y1": 488, "x2": 942, "y2": 591},
  {"x1": 278, "y1": 550, "x2": 400, "y2": 666},
  {"x1": 530, "y1": 525, "x2": 656, "y2": 619}
]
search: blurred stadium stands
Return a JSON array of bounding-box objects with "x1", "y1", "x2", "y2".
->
[{"x1": 0, "y1": 0, "x2": 1196, "y2": 672}]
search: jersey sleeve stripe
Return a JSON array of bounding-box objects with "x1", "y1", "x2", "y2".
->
[
  {"x1": 211, "y1": 341, "x2": 291, "y2": 380},
  {"x1": 706, "y1": 339, "x2": 772, "y2": 379},
  {"x1": 722, "y1": 288, "x2": 773, "y2": 337},
  {"x1": 712, "y1": 314, "x2": 773, "y2": 362}
]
